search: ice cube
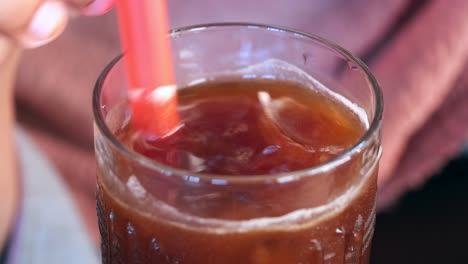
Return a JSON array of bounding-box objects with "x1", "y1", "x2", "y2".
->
[
  {"x1": 258, "y1": 91, "x2": 352, "y2": 162},
  {"x1": 259, "y1": 92, "x2": 319, "y2": 146}
]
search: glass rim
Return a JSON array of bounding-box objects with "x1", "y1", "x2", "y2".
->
[{"x1": 93, "y1": 22, "x2": 383, "y2": 183}]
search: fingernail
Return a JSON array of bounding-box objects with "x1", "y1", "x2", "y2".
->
[
  {"x1": 81, "y1": 0, "x2": 114, "y2": 16},
  {"x1": 21, "y1": 1, "x2": 68, "y2": 48}
]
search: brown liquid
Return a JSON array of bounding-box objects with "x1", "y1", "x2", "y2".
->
[{"x1": 97, "y1": 79, "x2": 377, "y2": 263}]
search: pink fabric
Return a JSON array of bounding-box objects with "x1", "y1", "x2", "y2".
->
[
  {"x1": 372, "y1": 0, "x2": 468, "y2": 209},
  {"x1": 14, "y1": 0, "x2": 468, "y2": 242}
]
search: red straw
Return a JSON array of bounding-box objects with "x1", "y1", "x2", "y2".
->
[{"x1": 116, "y1": 0, "x2": 179, "y2": 136}]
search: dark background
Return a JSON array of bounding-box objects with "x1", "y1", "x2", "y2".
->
[{"x1": 371, "y1": 150, "x2": 468, "y2": 263}]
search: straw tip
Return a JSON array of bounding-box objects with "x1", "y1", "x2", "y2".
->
[{"x1": 130, "y1": 87, "x2": 180, "y2": 137}]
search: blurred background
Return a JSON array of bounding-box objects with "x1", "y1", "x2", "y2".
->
[{"x1": 7, "y1": 0, "x2": 468, "y2": 263}]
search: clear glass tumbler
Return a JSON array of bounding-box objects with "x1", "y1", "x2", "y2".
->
[{"x1": 93, "y1": 23, "x2": 383, "y2": 264}]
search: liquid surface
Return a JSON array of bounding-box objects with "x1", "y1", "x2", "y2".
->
[
  {"x1": 126, "y1": 79, "x2": 363, "y2": 175},
  {"x1": 97, "y1": 79, "x2": 377, "y2": 264}
]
